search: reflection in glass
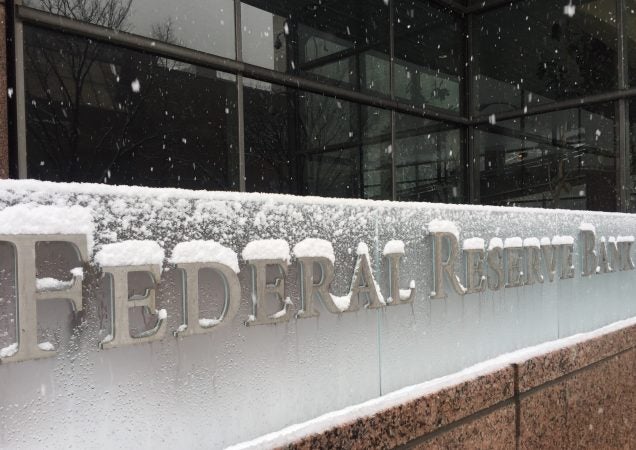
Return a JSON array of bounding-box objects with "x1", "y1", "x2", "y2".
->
[
  {"x1": 23, "y1": 0, "x2": 236, "y2": 59},
  {"x1": 478, "y1": 103, "x2": 616, "y2": 210},
  {"x1": 629, "y1": 99, "x2": 636, "y2": 210},
  {"x1": 395, "y1": 114, "x2": 463, "y2": 202},
  {"x1": 24, "y1": 26, "x2": 239, "y2": 190},
  {"x1": 243, "y1": 79, "x2": 391, "y2": 199},
  {"x1": 628, "y1": 0, "x2": 636, "y2": 86},
  {"x1": 241, "y1": 0, "x2": 390, "y2": 95},
  {"x1": 474, "y1": 0, "x2": 617, "y2": 115},
  {"x1": 393, "y1": 0, "x2": 463, "y2": 112}
]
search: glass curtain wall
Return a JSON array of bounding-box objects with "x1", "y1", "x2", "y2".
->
[
  {"x1": 243, "y1": 79, "x2": 393, "y2": 199},
  {"x1": 473, "y1": 0, "x2": 622, "y2": 211},
  {"x1": 14, "y1": 0, "x2": 636, "y2": 211},
  {"x1": 477, "y1": 104, "x2": 617, "y2": 210},
  {"x1": 24, "y1": 26, "x2": 239, "y2": 190},
  {"x1": 20, "y1": 0, "x2": 464, "y2": 201}
]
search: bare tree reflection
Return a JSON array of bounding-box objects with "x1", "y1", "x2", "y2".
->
[{"x1": 25, "y1": 0, "x2": 236, "y2": 189}]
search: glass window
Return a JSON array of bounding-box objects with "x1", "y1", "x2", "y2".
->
[
  {"x1": 395, "y1": 114, "x2": 463, "y2": 202},
  {"x1": 393, "y1": 0, "x2": 463, "y2": 113},
  {"x1": 629, "y1": 99, "x2": 636, "y2": 210},
  {"x1": 23, "y1": 0, "x2": 236, "y2": 59},
  {"x1": 628, "y1": 0, "x2": 636, "y2": 86},
  {"x1": 477, "y1": 103, "x2": 617, "y2": 211},
  {"x1": 474, "y1": 0, "x2": 618, "y2": 116},
  {"x1": 241, "y1": 0, "x2": 390, "y2": 96},
  {"x1": 243, "y1": 78, "x2": 391, "y2": 199},
  {"x1": 24, "y1": 26, "x2": 239, "y2": 190}
]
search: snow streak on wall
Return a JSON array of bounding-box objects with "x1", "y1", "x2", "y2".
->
[{"x1": 0, "y1": 179, "x2": 635, "y2": 448}]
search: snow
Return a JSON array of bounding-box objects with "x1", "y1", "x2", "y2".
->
[
  {"x1": 563, "y1": 3, "x2": 575, "y2": 17},
  {"x1": 293, "y1": 239, "x2": 335, "y2": 264},
  {"x1": 36, "y1": 277, "x2": 74, "y2": 291},
  {"x1": 428, "y1": 219, "x2": 459, "y2": 239},
  {"x1": 487, "y1": 237, "x2": 503, "y2": 250},
  {"x1": 0, "y1": 204, "x2": 95, "y2": 252},
  {"x1": 463, "y1": 237, "x2": 485, "y2": 250},
  {"x1": 157, "y1": 309, "x2": 168, "y2": 320},
  {"x1": 356, "y1": 242, "x2": 369, "y2": 256},
  {"x1": 242, "y1": 239, "x2": 290, "y2": 263},
  {"x1": 0, "y1": 342, "x2": 18, "y2": 358},
  {"x1": 331, "y1": 294, "x2": 351, "y2": 312},
  {"x1": 70, "y1": 267, "x2": 84, "y2": 279},
  {"x1": 3, "y1": 179, "x2": 635, "y2": 220},
  {"x1": 617, "y1": 236, "x2": 635, "y2": 243},
  {"x1": 540, "y1": 237, "x2": 552, "y2": 246},
  {"x1": 199, "y1": 318, "x2": 221, "y2": 327},
  {"x1": 522, "y1": 237, "x2": 540, "y2": 248},
  {"x1": 38, "y1": 342, "x2": 55, "y2": 351},
  {"x1": 399, "y1": 289, "x2": 412, "y2": 300},
  {"x1": 382, "y1": 240, "x2": 405, "y2": 256},
  {"x1": 552, "y1": 235, "x2": 574, "y2": 245},
  {"x1": 227, "y1": 315, "x2": 636, "y2": 450},
  {"x1": 170, "y1": 240, "x2": 239, "y2": 273},
  {"x1": 579, "y1": 223, "x2": 596, "y2": 233},
  {"x1": 36, "y1": 267, "x2": 85, "y2": 291},
  {"x1": 503, "y1": 237, "x2": 522, "y2": 248},
  {"x1": 94, "y1": 240, "x2": 165, "y2": 267}
]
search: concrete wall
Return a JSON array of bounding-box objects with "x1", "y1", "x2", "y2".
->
[{"x1": 286, "y1": 321, "x2": 635, "y2": 449}]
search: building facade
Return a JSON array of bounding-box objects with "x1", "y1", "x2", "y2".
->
[
  {"x1": 0, "y1": 1, "x2": 635, "y2": 449},
  {"x1": 0, "y1": 0, "x2": 635, "y2": 209}
]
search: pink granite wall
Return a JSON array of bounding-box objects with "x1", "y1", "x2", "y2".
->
[{"x1": 286, "y1": 322, "x2": 636, "y2": 449}]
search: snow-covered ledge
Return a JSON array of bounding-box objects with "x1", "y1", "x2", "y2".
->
[{"x1": 0, "y1": 179, "x2": 635, "y2": 448}]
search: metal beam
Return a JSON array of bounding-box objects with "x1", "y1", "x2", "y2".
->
[
  {"x1": 17, "y1": 5, "x2": 469, "y2": 127},
  {"x1": 473, "y1": 88, "x2": 636, "y2": 125}
]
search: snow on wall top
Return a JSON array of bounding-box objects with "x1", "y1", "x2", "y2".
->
[
  {"x1": 463, "y1": 237, "x2": 485, "y2": 250},
  {"x1": 293, "y1": 238, "x2": 335, "y2": 264},
  {"x1": 170, "y1": 240, "x2": 239, "y2": 273},
  {"x1": 2, "y1": 179, "x2": 636, "y2": 449},
  {"x1": 94, "y1": 240, "x2": 165, "y2": 267},
  {"x1": 579, "y1": 222, "x2": 596, "y2": 233},
  {"x1": 242, "y1": 239, "x2": 291, "y2": 263},
  {"x1": 427, "y1": 219, "x2": 459, "y2": 239},
  {"x1": 0, "y1": 204, "x2": 95, "y2": 252},
  {"x1": 383, "y1": 240, "x2": 405, "y2": 255}
]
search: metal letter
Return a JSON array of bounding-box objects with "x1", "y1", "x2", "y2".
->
[
  {"x1": 560, "y1": 244, "x2": 575, "y2": 279},
  {"x1": 525, "y1": 242, "x2": 543, "y2": 285},
  {"x1": 296, "y1": 256, "x2": 343, "y2": 317},
  {"x1": 505, "y1": 246, "x2": 524, "y2": 288},
  {"x1": 430, "y1": 232, "x2": 466, "y2": 299},
  {"x1": 580, "y1": 230, "x2": 597, "y2": 277},
  {"x1": 100, "y1": 264, "x2": 166, "y2": 349},
  {"x1": 465, "y1": 248, "x2": 486, "y2": 294},
  {"x1": 384, "y1": 252, "x2": 415, "y2": 306},
  {"x1": 541, "y1": 240, "x2": 559, "y2": 282},
  {"x1": 607, "y1": 238, "x2": 620, "y2": 272},
  {"x1": 598, "y1": 237, "x2": 613, "y2": 273},
  {"x1": 345, "y1": 249, "x2": 385, "y2": 311},
  {"x1": 245, "y1": 259, "x2": 291, "y2": 325},
  {"x1": 486, "y1": 240, "x2": 504, "y2": 291},
  {"x1": 0, "y1": 235, "x2": 88, "y2": 363},
  {"x1": 618, "y1": 238, "x2": 635, "y2": 271},
  {"x1": 174, "y1": 262, "x2": 240, "y2": 336}
]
